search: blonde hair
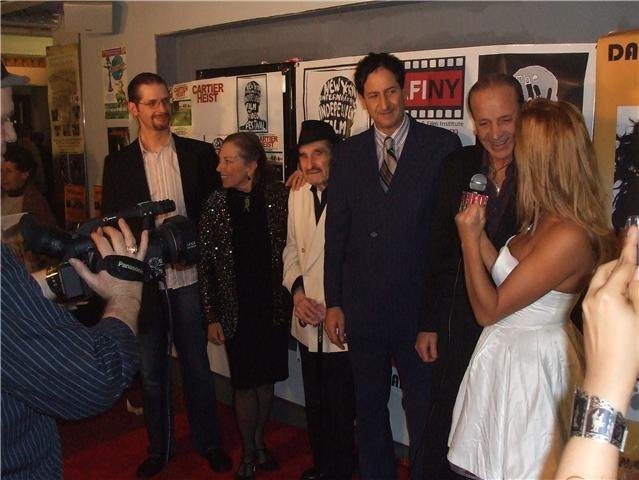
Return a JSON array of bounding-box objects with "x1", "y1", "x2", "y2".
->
[{"x1": 514, "y1": 99, "x2": 615, "y2": 264}]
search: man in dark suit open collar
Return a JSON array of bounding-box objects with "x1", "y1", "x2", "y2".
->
[
  {"x1": 102, "y1": 72, "x2": 231, "y2": 478},
  {"x1": 416, "y1": 74, "x2": 523, "y2": 480},
  {"x1": 323, "y1": 53, "x2": 461, "y2": 479}
]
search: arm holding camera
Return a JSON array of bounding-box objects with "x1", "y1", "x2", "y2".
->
[
  {"x1": 1, "y1": 218, "x2": 150, "y2": 477},
  {"x1": 2, "y1": 219, "x2": 148, "y2": 421}
]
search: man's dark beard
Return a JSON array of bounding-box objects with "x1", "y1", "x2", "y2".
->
[{"x1": 3, "y1": 183, "x2": 28, "y2": 197}]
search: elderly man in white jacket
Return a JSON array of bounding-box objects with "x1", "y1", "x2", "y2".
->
[{"x1": 283, "y1": 120, "x2": 356, "y2": 480}]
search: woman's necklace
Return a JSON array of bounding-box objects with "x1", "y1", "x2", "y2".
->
[{"x1": 243, "y1": 195, "x2": 251, "y2": 212}]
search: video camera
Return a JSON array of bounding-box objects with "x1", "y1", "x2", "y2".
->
[{"x1": 19, "y1": 200, "x2": 199, "y2": 302}]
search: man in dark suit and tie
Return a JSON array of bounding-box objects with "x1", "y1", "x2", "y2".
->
[
  {"x1": 324, "y1": 53, "x2": 461, "y2": 480},
  {"x1": 102, "y1": 72, "x2": 231, "y2": 478}
]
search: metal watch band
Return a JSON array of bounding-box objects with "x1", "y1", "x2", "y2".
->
[
  {"x1": 45, "y1": 265, "x2": 64, "y2": 299},
  {"x1": 569, "y1": 387, "x2": 628, "y2": 451}
]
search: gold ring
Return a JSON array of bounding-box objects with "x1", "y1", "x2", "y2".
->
[{"x1": 126, "y1": 244, "x2": 138, "y2": 254}]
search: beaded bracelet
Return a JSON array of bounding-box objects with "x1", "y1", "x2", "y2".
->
[{"x1": 569, "y1": 387, "x2": 628, "y2": 451}]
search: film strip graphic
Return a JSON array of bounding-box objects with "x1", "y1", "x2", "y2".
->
[{"x1": 403, "y1": 56, "x2": 465, "y2": 120}]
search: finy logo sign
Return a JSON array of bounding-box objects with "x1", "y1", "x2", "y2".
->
[{"x1": 403, "y1": 56, "x2": 465, "y2": 121}]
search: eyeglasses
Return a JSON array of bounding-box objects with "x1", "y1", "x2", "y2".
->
[{"x1": 137, "y1": 97, "x2": 171, "y2": 109}]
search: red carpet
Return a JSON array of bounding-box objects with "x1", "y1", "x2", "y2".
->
[
  {"x1": 60, "y1": 383, "x2": 410, "y2": 479},
  {"x1": 63, "y1": 404, "x2": 314, "y2": 479}
]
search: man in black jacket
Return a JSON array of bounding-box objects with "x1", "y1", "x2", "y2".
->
[
  {"x1": 102, "y1": 72, "x2": 230, "y2": 478},
  {"x1": 415, "y1": 74, "x2": 524, "y2": 479}
]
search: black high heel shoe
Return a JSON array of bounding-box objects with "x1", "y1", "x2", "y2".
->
[
  {"x1": 255, "y1": 448, "x2": 279, "y2": 471},
  {"x1": 234, "y1": 459, "x2": 255, "y2": 480}
]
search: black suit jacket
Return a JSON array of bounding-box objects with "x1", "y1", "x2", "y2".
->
[
  {"x1": 324, "y1": 116, "x2": 461, "y2": 334},
  {"x1": 102, "y1": 133, "x2": 220, "y2": 234},
  {"x1": 102, "y1": 133, "x2": 220, "y2": 330},
  {"x1": 420, "y1": 144, "x2": 518, "y2": 340}
]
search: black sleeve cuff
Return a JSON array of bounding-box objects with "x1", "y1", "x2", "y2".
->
[{"x1": 291, "y1": 276, "x2": 304, "y2": 295}]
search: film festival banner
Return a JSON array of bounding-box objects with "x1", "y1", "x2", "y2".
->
[
  {"x1": 296, "y1": 43, "x2": 595, "y2": 446},
  {"x1": 170, "y1": 71, "x2": 286, "y2": 181},
  {"x1": 593, "y1": 30, "x2": 639, "y2": 477},
  {"x1": 297, "y1": 43, "x2": 595, "y2": 148},
  {"x1": 102, "y1": 47, "x2": 128, "y2": 120},
  {"x1": 298, "y1": 59, "x2": 368, "y2": 140}
]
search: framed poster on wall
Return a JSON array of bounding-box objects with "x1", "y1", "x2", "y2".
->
[{"x1": 168, "y1": 63, "x2": 296, "y2": 182}]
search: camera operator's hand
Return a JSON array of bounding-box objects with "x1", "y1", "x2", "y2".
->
[{"x1": 69, "y1": 218, "x2": 149, "y2": 335}]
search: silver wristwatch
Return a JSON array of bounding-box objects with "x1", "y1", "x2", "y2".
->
[{"x1": 569, "y1": 387, "x2": 628, "y2": 451}]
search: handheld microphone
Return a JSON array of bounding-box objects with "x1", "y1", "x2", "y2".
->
[
  {"x1": 460, "y1": 173, "x2": 489, "y2": 212},
  {"x1": 469, "y1": 173, "x2": 487, "y2": 192}
]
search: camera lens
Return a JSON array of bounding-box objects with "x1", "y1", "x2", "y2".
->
[
  {"x1": 19, "y1": 214, "x2": 72, "y2": 258},
  {"x1": 155, "y1": 216, "x2": 199, "y2": 266}
]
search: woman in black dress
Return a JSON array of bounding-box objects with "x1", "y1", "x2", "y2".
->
[{"x1": 198, "y1": 132, "x2": 291, "y2": 480}]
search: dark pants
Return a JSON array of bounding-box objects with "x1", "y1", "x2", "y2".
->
[
  {"x1": 422, "y1": 311, "x2": 482, "y2": 480},
  {"x1": 421, "y1": 358, "x2": 471, "y2": 480},
  {"x1": 138, "y1": 282, "x2": 223, "y2": 457},
  {"x1": 299, "y1": 342, "x2": 356, "y2": 480},
  {"x1": 348, "y1": 324, "x2": 432, "y2": 480}
]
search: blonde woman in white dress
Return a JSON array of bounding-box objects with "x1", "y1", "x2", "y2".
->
[{"x1": 447, "y1": 99, "x2": 616, "y2": 480}]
